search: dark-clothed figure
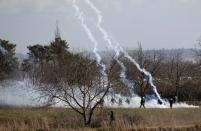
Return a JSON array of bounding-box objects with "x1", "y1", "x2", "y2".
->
[
  {"x1": 125, "y1": 98, "x2": 130, "y2": 104},
  {"x1": 158, "y1": 99, "x2": 162, "y2": 105},
  {"x1": 118, "y1": 98, "x2": 122, "y2": 106},
  {"x1": 111, "y1": 97, "x2": 115, "y2": 105},
  {"x1": 100, "y1": 99, "x2": 104, "y2": 107},
  {"x1": 140, "y1": 96, "x2": 146, "y2": 108},
  {"x1": 169, "y1": 98, "x2": 174, "y2": 109},
  {"x1": 110, "y1": 110, "x2": 115, "y2": 125}
]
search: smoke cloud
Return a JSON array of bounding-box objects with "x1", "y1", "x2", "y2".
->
[
  {"x1": 83, "y1": 0, "x2": 163, "y2": 102},
  {"x1": 0, "y1": 79, "x2": 197, "y2": 108},
  {"x1": 72, "y1": 0, "x2": 107, "y2": 79}
]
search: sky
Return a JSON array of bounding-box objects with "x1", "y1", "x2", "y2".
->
[{"x1": 0, "y1": 0, "x2": 201, "y2": 54}]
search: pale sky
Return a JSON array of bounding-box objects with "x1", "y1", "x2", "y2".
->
[{"x1": 0, "y1": 0, "x2": 201, "y2": 53}]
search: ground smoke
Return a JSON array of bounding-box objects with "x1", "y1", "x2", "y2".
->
[{"x1": 0, "y1": 80, "x2": 198, "y2": 108}]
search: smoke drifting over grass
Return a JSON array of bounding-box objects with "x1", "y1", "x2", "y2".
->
[
  {"x1": 0, "y1": 79, "x2": 198, "y2": 108},
  {"x1": 104, "y1": 94, "x2": 198, "y2": 108},
  {"x1": 0, "y1": 80, "x2": 40, "y2": 107}
]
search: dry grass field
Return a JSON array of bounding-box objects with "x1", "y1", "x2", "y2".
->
[{"x1": 0, "y1": 107, "x2": 200, "y2": 131}]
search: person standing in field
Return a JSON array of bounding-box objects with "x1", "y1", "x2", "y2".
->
[
  {"x1": 111, "y1": 97, "x2": 115, "y2": 105},
  {"x1": 125, "y1": 98, "x2": 130, "y2": 104},
  {"x1": 169, "y1": 98, "x2": 174, "y2": 109},
  {"x1": 140, "y1": 96, "x2": 146, "y2": 108},
  {"x1": 118, "y1": 98, "x2": 122, "y2": 106},
  {"x1": 110, "y1": 110, "x2": 115, "y2": 125}
]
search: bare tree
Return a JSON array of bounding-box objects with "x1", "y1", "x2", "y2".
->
[
  {"x1": 163, "y1": 50, "x2": 193, "y2": 100},
  {"x1": 23, "y1": 38, "x2": 112, "y2": 126},
  {"x1": 125, "y1": 43, "x2": 164, "y2": 96}
]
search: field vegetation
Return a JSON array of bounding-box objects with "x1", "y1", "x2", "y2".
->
[{"x1": 0, "y1": 108, "x2": 200, "y2": 131}]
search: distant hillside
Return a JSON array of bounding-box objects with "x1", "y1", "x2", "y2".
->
[
  {"x1": 99, "y1": 48, "x2": 197, "y2": 62},
  {"x1": 144, "y1": 49, "x2": 197, "y2": 61}
]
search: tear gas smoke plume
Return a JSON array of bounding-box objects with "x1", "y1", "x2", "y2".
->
[
  {"x1": 83, "y1": 0, "x2": 163, "y2": 102},
  {"x1": 0, "y1": 79, "x2": 197, "y2": 108},
  {"x1": 72, "y1": 0, "x2": 107, "y2": 80}
]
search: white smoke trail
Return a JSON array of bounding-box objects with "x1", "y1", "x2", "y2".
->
[
  {"x1": 80, "y1": 0, "x2": 135, "y2": 96},
  {"x1": 72, "y1": 0, "x2": 107, "y2": 79},
  {"x1": 117, "y1": 60, "x2": 134, "y2": 95},
  {"x1": 119, "y1": 45, "x2": 163, "y2": 101},
  {"x1": 84, "y1": 0, "x2": 163, "y2": 102},
  {"x1": 114, "y1": 45, "x2": 135, "y2": 95}
]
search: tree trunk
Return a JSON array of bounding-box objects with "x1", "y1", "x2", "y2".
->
[
  {"x1": 81, "y1": 110, "x2": 94, "y2": 126},
  {"x1": 83, "y1": 113, "x2": 88, "y2": 126},
  {"x1": 86, "y1": 111, "x2": 93, "y2": 126}
]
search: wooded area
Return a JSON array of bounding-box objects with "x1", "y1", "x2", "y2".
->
[{"x1": 0, "y1": 36, "x2": 201, "y2": 125}]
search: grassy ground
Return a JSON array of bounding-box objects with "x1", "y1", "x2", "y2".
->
[{"x1": 0, "y1": 107, "x2": 200, "y2": 130}]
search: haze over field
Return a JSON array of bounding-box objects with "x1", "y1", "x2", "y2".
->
[{"x1": 0, "y1": 0, "x2": 201, "y2": 53}]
